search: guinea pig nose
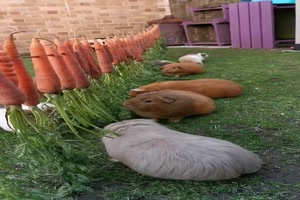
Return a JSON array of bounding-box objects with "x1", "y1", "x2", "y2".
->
[{"x1": 122, "y1": 101, "x2": 130, "y2": 107}]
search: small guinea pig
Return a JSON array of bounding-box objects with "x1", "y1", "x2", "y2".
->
[
  {"x1": 161, "y1": 62, "x2": 205, "y2": 77},
  {"x1": 178, "y1": 53, "x2": 208, "y2": 65},
  {"x1": 129, "y1": 79, "x2": 243, "y2": 99},
  {"x1": 152, "y1": 60, "x2": 174, "y2": 67},
  {"x1": 102, "y1": 119, "x2": 262, "y2": 181},
  {"x1": 123, "y1": 89, "x2": 216, "y2": 122}
]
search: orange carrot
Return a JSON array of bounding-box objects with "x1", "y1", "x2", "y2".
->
[
  {"x1": 0, "y1": 70, "x2": 25, "y2": 105},
  {"x1": 73, "y1": 36, "x2": 102, "y2": 79},
  {"x1": 105, "y1": 38, "x2": 120, "y2": 65},
  {"x1": 72, "y1": 46, "x2": 90, "y2": 75},
  {"x1": 30, "y1": 37, "x2": 61, "y2": 94},
  {"x1": 3, "y1": 31, "x2": 41, "y2": 107},
  {"x1": 64, "y1": 38, "x2": 75, "y2": 56},
  {"x1": 102, "y1": 42, "x2": 114, "y2": 63},
  {"x1": 127, "y1": 35, "x2": 143, "y2": 61},
  {"x1": 0, "y1": 50, "x2": 18, "y2": 86},
  {"x1": 40, "y1": 39, "x2": 76, "y2": 90},
  {"x1": 121, "y1": 37, "x2": 133, "y2": 59},
  {"x1": 113, "y1": 37, "x2": 128, "y2": 63},
  {"x1": 93, "y1": 39, "x2": 114, "y2": 73},
  {"x1": 80, "y1": 35, "x2": 94, "y2": 54},
  {"x1": 53, "y1": 37, "x2": 91, "y2": 89}
]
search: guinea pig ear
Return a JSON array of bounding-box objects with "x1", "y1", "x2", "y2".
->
[
  {"x1": 201, "y1": 53, "x2": 208, "y2": 57},
  {"x1": 158, "y1": 95, "x2": 176, "y2": 104}
]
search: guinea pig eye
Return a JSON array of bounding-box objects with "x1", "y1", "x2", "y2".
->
[{"x1": 144, "y1": 100, "x2": 152, "y2": 103}]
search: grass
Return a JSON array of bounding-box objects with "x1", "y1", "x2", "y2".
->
[{"x1": 1, "y1": 45, "x2": 300, "y2": 199}]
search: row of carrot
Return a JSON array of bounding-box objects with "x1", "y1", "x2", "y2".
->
[{"x1": 0, "y1": 24, "x2": 160, "y2": 135}]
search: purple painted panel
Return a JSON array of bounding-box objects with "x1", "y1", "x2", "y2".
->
[
  {"x1": 260, "y1": 1, "x2": 275, "y2": 48},
  {"x1": 181, "y1": 21, "x2": 193, "y2": 45},
  {"x1": 221, "y1": 4, "x2": 229, "y2": 20},
  {"x1": 249, "y1": 2, "x2": 262, "y2": 48},
  {"x1": 229, "y1": 3, "x2": 241, "y2": 48},
  {"x1": 238, "y1": 3, "x2": 251, "y2": 48},
  {"x1": 214, "y1": 23, "x2": 231, "y2": 45}
]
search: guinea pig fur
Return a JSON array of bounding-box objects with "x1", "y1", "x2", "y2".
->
[
  {"x1": 161, "y1": 62, "x2": 205, "y2": 77},
  {"x1": 123, "y1": 89, "x2": 216, "y2": 122},
  {"x1": 102, "y1": 119, "x2": 263, "y2": 181},
  {"x1": 129, "y1": 79, "x2": 243, "y2": 99},
  {"x1": 178, "y1": 53, "x2": 208, "y2": 65}
]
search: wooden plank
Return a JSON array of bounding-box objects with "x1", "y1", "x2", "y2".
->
[
  {"x1": 260, "y1": 1, "x2": 275, "y2": 48},
  {"x1": 249, "y1": 2, "x2": 262, "y2": 48},
  {"x1": 238, "y1": 3, "x2": 251, "y2": 48},
  {"x1": 296, "y1": 0, "x2": 300, "y2": 44},
  {"x1": 229, "y1": 3, "x2": 241, "y2": 48}
]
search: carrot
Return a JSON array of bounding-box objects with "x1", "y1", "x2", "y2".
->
[
  {"x1": 102, "y1": 40, "x2": 114, "y2": 63},
  {"x1": 105, "y1": 38, "x2": 120, "y2": 65},
  {"x1": 127, "y1": 34, "x2": 142, "y2": 61},
  {"x1": 54, "y1": 37, "x2": 91, "y2": 89},
  {"x1": 80, "y1": 35, "x2": 94, "y2": 54},
  {"x1": 0, "y1": 50, "x2": 18, "y2": 86},
  {"x1": 128, "y1": 34, "x2": 143, "y2": 61},
  {"x1": 93, "y1": 39, "x2": 114, "y2": 73},
  {"x1": 3, "y1": 32, "x2": 38, "y2": 102},
  {"x1": 121, "y1": 37, "x2": 133, "y2": 59},
  {"x1": 0, "y1": 70, "x2": 25, "y2": 105},
  {"x1": 73, "y1": 46, "x2": 91, "y2": 75},
  {"x1": 40, "y1": 39, "x2": 76, "y2": 90},
  {"x1": 3, "y1": 31, "x2": 52, "y2": 127},
  {"x1": 73, "y1": 35, "x2": 102, "y2": 79},
  {"x1": 40, "y1": 35, "x2": 105, "y2": 128},
  {"x1": 113, "y1": 37, "x2": 128, "y2": 63},
  {"x1": 52, "y1": 36, "x2": 116, "y2": 135},
  {"x1": 64, "y1": 38, "x2": 75, "y2": 56},
  {"x1": 30, "y1": 37, "x2": 61, "y2": 94}
]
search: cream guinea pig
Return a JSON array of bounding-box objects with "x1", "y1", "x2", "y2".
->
[
  {"x1": 178, "y1": 53, "x2": 209, "y2": 65},
  {"x1": 102, "y1": 119, "x2": 262, "y2": 181},
  {"x1": 123, "y1": 89, "x2": 216, "y2": 122},
  {"x1": 161, "y1": 62, "x2": 205, "y2": 77},
  {"x1": 129, "y1": 79, "x2": 243, "y2": 99}
]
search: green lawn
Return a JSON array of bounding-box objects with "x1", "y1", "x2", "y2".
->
[{"x1": 1, "y1": 46, "x2": 300, "y2": 200}]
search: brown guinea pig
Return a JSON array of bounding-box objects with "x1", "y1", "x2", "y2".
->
[
  {"x1": 161, "y1": 62, "x2": 205, "y2": 77},
  {"x1": 129, "y1": 79, "x2": 243, "y2": 99},
  {"x1": 123, "y1": 89, "x2": 216, "y2": 122}
]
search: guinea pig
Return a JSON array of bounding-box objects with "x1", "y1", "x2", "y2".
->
[
  {"x1": 152, "y1": 60, "x2": 175, "y2": 67},
  {"x1": 161, "y1": 62, "x2": 205, "y2": 77},
  {"x1": 178, "y1": 53, "x2": 209, "y2": 65},
  {"x1": 129, "y1": 79, "x2": 243, "y2": 99},
  {"x1": 123, "y1": 89, "x2": 216, "y2": 122},
  {"x1": 102, "y1": 119, "x2": 263, "y2": 181}
]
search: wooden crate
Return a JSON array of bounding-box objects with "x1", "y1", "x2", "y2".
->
[
  {"x1": 229, "y1": 1, "x2": 295, "y2": 49},
  {"x1": 159, "y1": 23, "x2": 187, "y2": 46},
  {"x1": 186, "y1": 24, "x2": 216, "y2": 43}
]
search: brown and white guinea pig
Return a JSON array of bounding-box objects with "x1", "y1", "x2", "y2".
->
[
  {"x1": 129, "y1": 79, "x2": 243, "y2": 99},
  {"x1": 102, "y1": 119, "x2": 263, "y2": 181},
  {"x1": 123, "y1": 89, "x2": 216, "y2": 122},
  {"x1": 161, "y1": 62, "x2": 205, "y2": 77}
]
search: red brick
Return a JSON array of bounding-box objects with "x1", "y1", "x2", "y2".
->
[
  {"x1": 80, "y1": 3, "x2": 90, "y2": 6},
  {"x1": 13, "y1": 19, "x2": 25, "y2": 22},
  {"x1": 9, "y1": 11, "x2": 21, "y2": 15},
  {"x1": 47, "y1": 10, "x2": 58, "y2": 14}
]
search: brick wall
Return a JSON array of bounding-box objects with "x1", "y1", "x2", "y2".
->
[{"x1": 0, "y1": 0, "x2": 171, "y2": 53}]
